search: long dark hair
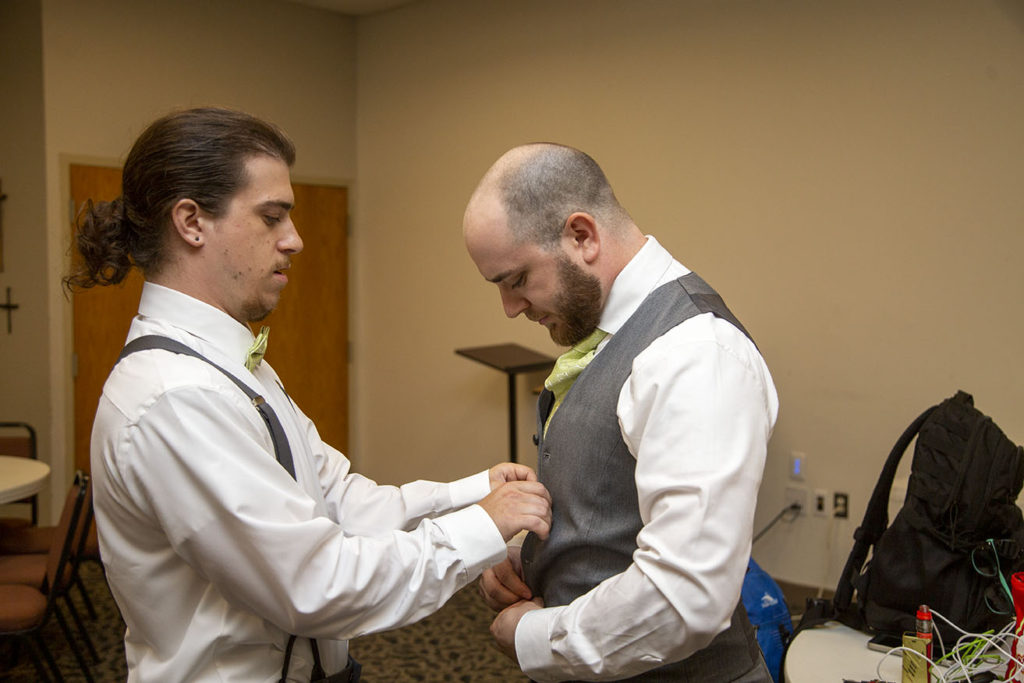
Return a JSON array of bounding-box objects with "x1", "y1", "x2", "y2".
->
[{"x1": 64, "y1": 107, "x2": 295, "y2": 290}]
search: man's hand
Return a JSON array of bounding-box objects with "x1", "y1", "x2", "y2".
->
[
  {"x1": 478, "y1": 480, "x2": 551, "y2": 542},
  {"x1": 490, "y1": 597, "x2": 544, "y2": 662},
  {"x1": 488, "y1": 462, "x2": 537, "y2": 489},
  {"x1": 479, "y1": 545, "x2": 530, "y2": 611}
]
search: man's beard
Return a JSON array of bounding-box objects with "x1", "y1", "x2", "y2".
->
[
  {"x1": 550, "y1": 256, "x2": 602, "y2": 347},
  {"x1": 241, "y1": 296, "x2": 276, "y2": 323}
]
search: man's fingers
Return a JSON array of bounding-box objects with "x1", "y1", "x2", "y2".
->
[
  {"x1": 519, "y1": 512, "x2": 551, "y2": 540},
  {"x1": 495, "y1": 479, "x2": 550, "y2": 499},
  {"x1": 488, "y1": 463, "x2": 538, "y2": 488},
  {"x1": 478, "y1": 480, "x2": 553, "y2": 541},
  {"x1": 478, "y1": 566, "x2": 527, "y2": 611},
  {"x1": 492, "y1": 558, "x2": 532, "y2": 600},
  {"x1": 489, "y1": 599, "x2": 544, "y2": 663},
  {"x1": 506, "y1": 483, "x2": 552, "y2": 539}
]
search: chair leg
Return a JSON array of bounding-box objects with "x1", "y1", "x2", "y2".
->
[
  {"x1": 74, "y1": 572, "x2": 98, "y2": 620},
  {"x1": 54, "y1": 603, "x2": 94, "y2": 683},
  {"x1": 29, "y1": 632, "x2": 61, "y2": 682},
  {"x1": 63, "y1": 593, "x2": 99, "y2": 661},
  {"x1": 17, "y1": 637, "x2": 48, "y2": 682},
  {"x1": 0, "y1": 636, "x2": 21, "y2": 671}
]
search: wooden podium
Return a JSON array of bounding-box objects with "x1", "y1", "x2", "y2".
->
[{"x1": 455, "y1": 344, "x2": 555, "y2": 463}]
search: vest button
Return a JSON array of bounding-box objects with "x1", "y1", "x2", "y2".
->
[{"x1": 532, "y1": 434, "x2": 539, "y2": 446}]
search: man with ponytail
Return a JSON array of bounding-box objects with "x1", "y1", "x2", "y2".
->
[{"x1": 67, "y1": 107, "x2": 551, "y2": 682}]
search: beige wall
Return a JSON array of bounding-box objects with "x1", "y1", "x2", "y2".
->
[
  {"x1": 32, "y1": 0, "x2": 357, "y2": 520},
  {"x1": 6, "y1": 0, "x2": 1023, "y2": 590},
  {"x1": 354, "y1": 0, "x2": 1024, "y2": 587},
  {"x1": 0, "y1": 0, "x2": 49, "y2": 516}
]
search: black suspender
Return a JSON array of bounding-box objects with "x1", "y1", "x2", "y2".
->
[
  {"x1": 116, "y1": 335, "x2": 336, "y2": 682},
  {"x1": 118, "y1": 335, "x2": 296, "y2": 478}
]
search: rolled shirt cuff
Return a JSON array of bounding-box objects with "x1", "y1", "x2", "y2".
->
[
  {"x1": 432, "y1": 503, "x2": 507, "y2": 572},
  {"x1": 447, "y1": 470, "x2": 491, "y2": 509},
  {"x1": 514, "y1": 606, "x2": 562, "y2": 682}
]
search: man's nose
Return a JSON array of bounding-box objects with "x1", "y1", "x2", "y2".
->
[
  {"x1": 282, "y1": 221, "x2": 303, "y2": 254},
  {"x1": 500, "y1": 289, "x2": 529, "y2": 318}
]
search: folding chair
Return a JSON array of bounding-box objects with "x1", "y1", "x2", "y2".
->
[
  {"x1": 0, "y1": 472, "x2": 102, "y2": 621},
  {"x1": 0, "y1": 471, "x2": 94, "y2": 682}
]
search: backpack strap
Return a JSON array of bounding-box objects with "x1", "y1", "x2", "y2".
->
[
  {"x1": 788, "y1": 400, "x2": 939, "y2": 661},
  {"x1": 118, "y1": 335, "x2": 331, "y2": 681},
  {"x1": 832, "y1": 403, "x2": 937, "y2": 615},
  {"x1": 118, "y1": 335, "x2": 296, "y2": 478}
]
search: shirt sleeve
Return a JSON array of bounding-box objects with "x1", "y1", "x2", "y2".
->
[
  {"x1": 314, "y1": 434, "x2": 492, "y2": 537},
  {"x1": 515, "y1": 314, "x2": 779, "y2": 681},
  {"x1": 113, "y1": 381, "x2": 506, "y2": 640},
  {"x1": 271, "y1": 370, "x2": 494, "y2": 537}
]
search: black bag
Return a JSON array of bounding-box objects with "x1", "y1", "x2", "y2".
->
[{"x1": 830, "y1": 391, "x2": 1024, "y2": 644}]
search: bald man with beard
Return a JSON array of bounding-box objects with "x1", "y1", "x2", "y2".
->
[{"x1": 464, "y1": 143, "x2": 779, "y2": 682}]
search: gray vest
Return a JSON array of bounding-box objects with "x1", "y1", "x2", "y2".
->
[{"x1": 521, "y1": 273, "x2": 768, "y2": 682}]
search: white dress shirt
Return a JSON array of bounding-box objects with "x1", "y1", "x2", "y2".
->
[
  {"x1": 515, "y1": 237, "x2": 779, "y2": 681},
  {"x1": 92, "y1": 283, "x2": 506, "y2": 682}
]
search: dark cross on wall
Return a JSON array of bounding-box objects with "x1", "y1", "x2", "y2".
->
[
  {"x1": 0, "y1": 182, "x2": 17, "y2": 333},
  {"x1": 1, "y1": 288, "x2": 18, "y2": 334},
  {"x1": 0, "y1": 286, "x2": 17, "y2": 333}
]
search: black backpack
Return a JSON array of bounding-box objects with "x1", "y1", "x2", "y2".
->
[{"x1": 814, "y1": 391, "x2": 1024, "y2": 645}]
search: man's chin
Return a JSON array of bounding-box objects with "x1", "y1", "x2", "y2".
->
[
  {"x1": 548, "y1": 326, "x2": 575, "y2": 348},
  {"x1": 245, "y1": 300, "x2": 278, "y2": 323}
]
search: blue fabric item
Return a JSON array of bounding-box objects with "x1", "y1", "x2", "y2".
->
[{"x1": 742, "y1": 557, "x2": 793, "y2": 683}]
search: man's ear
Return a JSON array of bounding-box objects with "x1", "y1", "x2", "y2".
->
[
  {"x1": 170, "y1": 198, "x2": 206, "y2": 247},
  {"x1": 563, "y1": 212, "x2": 600, "y2": 264}
]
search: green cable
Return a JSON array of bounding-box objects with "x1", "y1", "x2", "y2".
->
[{"x1": 987, "y1": 538, "x2": 1014, "y2": 604}]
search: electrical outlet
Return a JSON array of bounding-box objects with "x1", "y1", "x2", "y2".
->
[
  {"x1": 834, "y1": 492, "x2": 849, "y2": 518},
  {"x1": 813, "y1": 489, "x2": 829, "y2": 517},
  {"x1": 785, "y1": 485, "x2": 808, "y2": 516}
]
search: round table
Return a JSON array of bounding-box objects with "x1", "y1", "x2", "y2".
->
[
  {"x1": 0, "y1": 455, "x2": 51, "y2": 505},
  {"x1": 785, "y1": 621, "x2": 902, "y2": 682}
]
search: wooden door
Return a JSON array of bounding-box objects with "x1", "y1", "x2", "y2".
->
[
  {"x1": 70, "y1": 165, "x2": 139, "y2": 475},
  {"x1": 69, "y1": 165, "x2": 349, "y2": 474},
  {"x1": 263, "y1": 183, "x2": 349, "y2": 451}
]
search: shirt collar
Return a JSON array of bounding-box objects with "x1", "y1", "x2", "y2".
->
[
  {"x1": 134, "y1": 282, "x2": 257, "y2": 360},
  {"x1": 598, "y1": 235, "x2": 690, "y2": 336}
]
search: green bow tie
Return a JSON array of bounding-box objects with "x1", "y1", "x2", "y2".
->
[
  {"x1": 544, "y1": 327, "x2": 608, "y2": 431},
  {"x1": 244, "y1": 326, "x2": 270, "y2": 372}
]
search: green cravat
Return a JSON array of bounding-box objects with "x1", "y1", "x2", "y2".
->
[
  {"x1": 244, "y1": 326, "x2": 270, "y2": 372},
  {"x1": 544, "y1": 327, "x2": 608, "y2": 431}
]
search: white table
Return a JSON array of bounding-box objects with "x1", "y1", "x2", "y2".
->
[
  {"x1": 0, "y1": 454, "x2": 51, "y2": 505},
  {"x1": 785, "y1": 621, "x2": 902, "y2": 682}
]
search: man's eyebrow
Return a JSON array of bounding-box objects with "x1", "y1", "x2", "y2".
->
[
  {"x1": 487, "y1": 268, "x2": 519, "y2": 284},
  {"x1": 259, "y1": 199, "x2": 294, "y2": 211}
]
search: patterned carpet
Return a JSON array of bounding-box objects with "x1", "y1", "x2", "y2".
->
[
  {"x1": 1, "y1": 561, "x2": 528, "y2": 682},
  {"x1": 1, "y1": 561, "x2": 128, "y2": 682}
]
